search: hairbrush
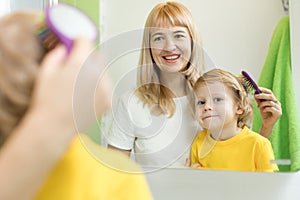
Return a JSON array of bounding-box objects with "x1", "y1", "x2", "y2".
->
[
  {"x1": 37, "y1": 3, "x2": 98, "y2": 52},
  {"x1": 241, "y1": 70, "x2": 262, "y2": 94}
]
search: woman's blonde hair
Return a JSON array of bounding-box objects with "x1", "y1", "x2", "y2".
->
[
  {"x1": 193, "y1": 69, "x2": 253, "y2": 128},
  {"x1": 0, "y1": 12, "x2": 45, "y2": 147},
  {"x1": 136, "y1": 1, "x2": 204, "y2": 117}
]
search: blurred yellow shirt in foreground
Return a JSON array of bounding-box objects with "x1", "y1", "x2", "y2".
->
[{"x1": 35, "y1": 134, "x2": 153, "y2": 200}]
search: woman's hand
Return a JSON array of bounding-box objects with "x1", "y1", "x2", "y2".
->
[{"x1": 255, "y1": 87, "x2": 282, "y2": 138}]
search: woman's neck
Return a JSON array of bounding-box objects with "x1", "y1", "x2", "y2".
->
[{"x1": 159, "y1": 71, "x2": 187, "y2": 97}]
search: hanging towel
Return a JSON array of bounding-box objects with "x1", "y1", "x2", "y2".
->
[{"x1": 252, "y1": 16, "x2": 300, "y2": 172}]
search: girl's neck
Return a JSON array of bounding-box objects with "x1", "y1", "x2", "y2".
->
[
  {"x1": 159, "y1": 71, "x2": 187, "y2": 97},
  {"x1": 209, "y1": 126, "x2": 242, "y2": 141}
]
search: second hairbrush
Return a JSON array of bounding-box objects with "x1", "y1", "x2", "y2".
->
[{"x1": 37, "y1": 3, "x2": 98, "y2": 52}]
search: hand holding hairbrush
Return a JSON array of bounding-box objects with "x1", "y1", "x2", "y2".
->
[{"x1": 240, "y1": 70, "x2": 265, "y2": 102}]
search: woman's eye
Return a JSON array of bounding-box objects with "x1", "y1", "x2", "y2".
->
[
  {"x1": 174, "y1": 34, "x2": 185, "y2": 39},
  {"x1": 153, "y1": 36, "x2": 163, "y2": 42}
]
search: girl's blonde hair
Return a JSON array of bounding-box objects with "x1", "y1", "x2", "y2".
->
[
  {"x1": 0, "y1": 12, "x2": 45, "y2": 147},
  {"x1": 136, "y1": 1, "x2": 204, "y2": 117},
  {"x1": 193, "y1": 69, "x2": 253, "y2": 128}
]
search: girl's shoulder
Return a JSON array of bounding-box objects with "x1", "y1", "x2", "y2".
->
[{"x1": 242, "y1": 127, "x2": 271, "y2": 144}]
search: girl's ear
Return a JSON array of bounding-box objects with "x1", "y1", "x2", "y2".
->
[{"x1": 236, "y1": 104, "x2": 244, "y2": 115}]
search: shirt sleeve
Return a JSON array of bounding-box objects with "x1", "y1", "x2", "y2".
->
[
  {"x1": 102, "y1": 94, "x2": 135, "y2": 150},
  {"x1": 255, "y1": 139, "x2": 279, "y2": 172}
]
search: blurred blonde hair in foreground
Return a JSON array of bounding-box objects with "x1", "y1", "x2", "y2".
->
[
  {"x1": 0, "y1": 12, "x2": 46, "y2": 147},
  {"x1": 0, "y1": 11, "x2": 153, "y2": 200}
]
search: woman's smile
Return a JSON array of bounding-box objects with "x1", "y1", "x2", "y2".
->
[{"x1": 162, "y1": 54, "x2": 181, "y2": 63}]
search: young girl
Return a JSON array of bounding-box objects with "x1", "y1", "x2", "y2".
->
[
  {"x1": 103, "y1": 1, "x2": 282, "y2": 170},
  {"x1": 190, "y1": 68, "x2": 278, "y2": 172},
  {"x1": 0, "y1": 11, "x2": 152, "y2": 200}
]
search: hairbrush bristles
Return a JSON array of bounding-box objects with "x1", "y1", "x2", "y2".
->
[
  {"x1": 241, "y1": 70, "x2": 262, "y2": 94},
  {"x1": 36, "y1": 15, "x2": 60, "y2": 51}
]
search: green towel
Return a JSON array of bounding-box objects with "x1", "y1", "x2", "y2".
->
[{"x1": 252, "y1": 16, "x2": 300, "y2": 172}]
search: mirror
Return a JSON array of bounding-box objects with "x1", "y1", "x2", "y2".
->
[
  {"x1": 4, "y1": 0, "x2": 299, "y2": 173},
  {"x1": 100, "y1": 0, "x2": 300, "y2": 173}
]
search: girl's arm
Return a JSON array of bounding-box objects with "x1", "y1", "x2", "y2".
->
[{"x1": 0, "y1": 38, "x2": 111, "y2": 200}]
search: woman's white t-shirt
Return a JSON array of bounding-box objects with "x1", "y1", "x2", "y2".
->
[{"x1": 102, "y1": 91, "x2": 200, "y2": 170}]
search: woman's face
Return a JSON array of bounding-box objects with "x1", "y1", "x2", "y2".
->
[{"x1": 150, "y1": 26, "x2": 192, "y2": 73}]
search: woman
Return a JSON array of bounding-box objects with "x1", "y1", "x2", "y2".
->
[{"x1": 103, "y1": 1, "x2": 282, "y2": 170}]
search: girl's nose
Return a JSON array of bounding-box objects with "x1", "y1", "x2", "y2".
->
[{"x1": 204, "y1": 102, "x2": 212, "y2": 111}]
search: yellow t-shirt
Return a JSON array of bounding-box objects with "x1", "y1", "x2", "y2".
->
[
  {"x1": 35, "y1": 134, "x2": 153, "y2": 200},
  {"x1": 190, "y1": 127, "x2": 278, "y2": 172}
]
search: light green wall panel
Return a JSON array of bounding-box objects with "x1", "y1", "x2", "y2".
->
[
  {"x1": 59, "y1": 0, "x2": 99, "y2": 28},
  {"x1": 59, "y1": 0, "x2": 101, "y2": 144}
]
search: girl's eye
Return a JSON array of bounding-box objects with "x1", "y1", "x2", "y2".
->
[
  {"x1": 197, "y1": 100, "x2": 205, "y2": 105},
  {"x1": 213, "y1": 98, "x2": 223, "y2": 103}
]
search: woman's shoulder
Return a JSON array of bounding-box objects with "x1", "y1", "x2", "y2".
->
[
  {"x1": 112, "y1": 90, "x2": 153, "y2": 126},
  {"x1": 116, "y1": 90, "x2": 144, "y2": 108}
]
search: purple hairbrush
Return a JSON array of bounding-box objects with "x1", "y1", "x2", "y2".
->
[
  {"x1": 241, "y1": 70, "x2": 262, "y2": 94},
  {"x1": 38, "y1": 3, "x2": 98, "y2": 52}
]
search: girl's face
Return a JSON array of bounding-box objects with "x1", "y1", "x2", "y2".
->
[
  {"x1": 195, "y1": 82, "x2": 242, "y2": 132},
  {"x1": 150, "y1": 26, "x2": 192, "y2": 73}
]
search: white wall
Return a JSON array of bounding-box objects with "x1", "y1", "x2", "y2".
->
[
  {"x1": 0, "y1": 0, "x2": 10, "y2": 17},
  {"x1": 100, "y1": 0, "x2": 284, "y2": 81},
  {"x1": 290, "y1": 0, "x2": 300, "y2": 117}
]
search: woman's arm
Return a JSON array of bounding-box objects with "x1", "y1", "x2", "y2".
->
[
  {"x1": 0, "y1": 106, "x2": 75, "y2": 200},
  {"x1": 255, "y1": 87, "x2": 282, "y2": 138}
]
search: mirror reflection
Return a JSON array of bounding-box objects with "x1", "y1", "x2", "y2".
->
[
  {"x1": 101, "y1": 0, "x2": 299, "y2": 173},
  {"x1": 4, "y1": 0, "x2": 299, "y2": 173}
]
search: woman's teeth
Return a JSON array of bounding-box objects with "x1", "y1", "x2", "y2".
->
[{"x1": 164, "y1": 55, "x2": 180, "y2": 60}]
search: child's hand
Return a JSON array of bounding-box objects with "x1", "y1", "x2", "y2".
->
[
  {"x1": 185, "y1": 158, "x2": 201, "y2": 169},
  {"x1": 32, "y1": 37, "x2": 111, "y2": 133}
]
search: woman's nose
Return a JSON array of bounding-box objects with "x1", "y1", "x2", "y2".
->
[{"x1": 164, "y1": 37, "x2": 176, "y2": 51}]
